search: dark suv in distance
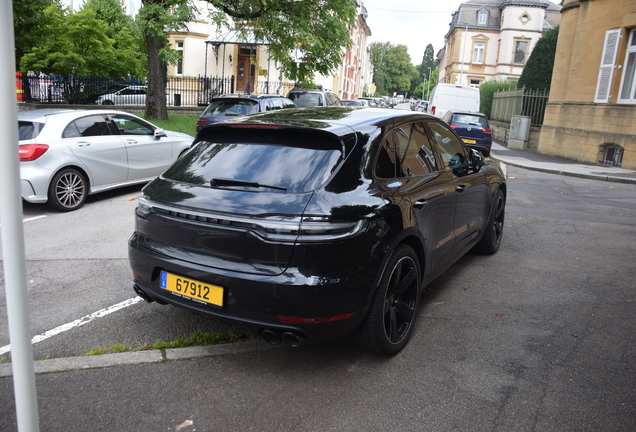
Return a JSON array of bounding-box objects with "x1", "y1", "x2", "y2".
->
[
  {"x1": 441, "y1": 111, "x2": 493, "y2": 156},
  {"x1": 196, "y1": 94, "x2": 296, "y2": 133},
  {"x1": 129, "y1": 107, "x2": 506, "y2": 355},
  {"x1": 286, "y1": 89, "x2": 342, "y2": 107}
]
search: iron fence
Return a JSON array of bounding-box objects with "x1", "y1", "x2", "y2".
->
[
  {"x1": 18, "y1": 74, "x2": 299, "y2": 106},
  {"x1": 491, "y1": 87, "x2": 550, "y2": 127}
]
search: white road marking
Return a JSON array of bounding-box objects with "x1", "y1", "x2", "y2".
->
[
  {"x1": 0, "y1": 215, "x2": 47, "y2": 227},
  {"x1": 0, "y1": 297, "x2": 143, "y2": 356}
]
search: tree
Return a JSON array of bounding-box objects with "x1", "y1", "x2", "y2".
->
[
  {"x1": 370, "y1": 42, "x2": 418, "y2": 95},
  {"x1": 137, "y1": 0, "x2": 358, "y2": 120},
  {"x1": 13, "y1": 0, "x2": 58, "y2": 68},
  {"x1": 413, "y1": 66, "x2": 439, "y2": 101},
  {"x1": 413, "y1": 44, "x2": 437, "y2": 94},
  {"x1": 517, "y1": 26, "x2": 559, "y2": 92},
  {"x1": 479, "y1": 80, "x2": 517, "y2": 118}
]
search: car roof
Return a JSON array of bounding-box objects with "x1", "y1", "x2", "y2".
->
[
  {"x1": 17, "y1": 109, "x2": 150, "y2": 123},
  {"x1": 446, "y1": 110, "x2": 486, "y2": 116},
  {"x1": 212, "y1": 94, "x2": 289, "y2": 101}
]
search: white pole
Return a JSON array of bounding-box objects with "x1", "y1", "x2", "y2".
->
[
  {"x1": 0, "y1": 1, "x2": 41, "y2": 430},
  {"x1": 458, "y1": 22, "x2": 468, "y2": 86}
]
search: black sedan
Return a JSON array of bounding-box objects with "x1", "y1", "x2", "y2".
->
[{"x1": 128, "y1": 107, "x2": 506, "y2": 355}]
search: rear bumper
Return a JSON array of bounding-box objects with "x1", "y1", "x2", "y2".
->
[{"x1": 128, "y1": 233, "x2": 379, "y2": 340}]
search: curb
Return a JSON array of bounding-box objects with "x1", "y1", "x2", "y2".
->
[
  {"x1": 490, "y1": 156, "x2": 636, "y2": 185},
  {"x1": 0, "y1": 339, "x2": 275, "y2": 377}
]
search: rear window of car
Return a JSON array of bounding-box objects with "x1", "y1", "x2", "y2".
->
[
  {"x1": 450, "y1": 114, "x2": 488, "y2": 127},
  {"x1": 18, "y1": 121, "x2": 45, "y2": 140},
  {"x1": 203, "y1": 100, "x2": 259, "y2": 116},
  {"x1": 162, "y1": 130, "x2": 343, "y2": 193},
  {"x1": 287, "y1": 92, "x2": 324, "y2": 107}
]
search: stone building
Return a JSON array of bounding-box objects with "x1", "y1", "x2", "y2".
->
[
  {"x1": 538, "y1": 0, "x2": 636, "y2": 169},
  {"x1": 438, "y1": 0, "x2": 561, "y2": 87}
]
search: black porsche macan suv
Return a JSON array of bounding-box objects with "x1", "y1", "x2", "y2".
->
[{"x1": 128, "y1": 107, "x2": 506, "y2": 355}]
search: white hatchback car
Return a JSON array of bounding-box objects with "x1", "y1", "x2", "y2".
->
[
  {"x1": 18, "y1": 109, "x2": 193, "y2": 211},
  {"x1": 96, "y1": 85, "x2": 147, "y2": 106}
]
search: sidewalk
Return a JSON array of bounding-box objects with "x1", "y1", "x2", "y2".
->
[{"x1": 490, "y1": 141, "x2": 636, "y2": 184}]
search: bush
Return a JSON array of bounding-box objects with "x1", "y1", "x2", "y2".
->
[
  {"x1": 480, "y1": 80, "x2": 518, "y2": 118},
  {"x1": 517, "y1": 26, "x2": 560, "y2": 92}
]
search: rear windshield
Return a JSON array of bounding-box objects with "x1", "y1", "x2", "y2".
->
[
  {"x1": 287, "y1": 92, "x2": 324, "y2": 107},
  {"x1": 450, "y1": 114, "x2": 488, "y2": 127},
  {"x1": 203, "y1": 100, "x2": 258, "y2": 116},
  {"x1": 163, "y1": 139, "x2": 342, "y2": 193},
  {"x1": 18, "y1": 121, "x2": 45, "y2": 140}
]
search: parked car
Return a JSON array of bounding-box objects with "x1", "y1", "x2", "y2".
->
[
  {"x1": 358, "y1": 97, "x2": 376, "y2": 107},
  {"x1": 18, "y1": 109, "x2": 193, "y2": 211},
  {"x1": 96, "y1": 85, "x2": 147, "y2": 105},
  {"x1": 414, "y1": 100, "x2": 428, "y2": 112},
  {"x1": 196, "y1": 94, "x2": 296, "y2": 133},
  {"x1": 427, "y1": 83, "x2": 480, "y2": 118},
  {"x1": 442, "y1": 110, "x2": 493, "y2": 156},
  {"x1": 342, "y1": 100, "x2": 364, "y2": 107},
  {"x1": 286, "y1": 88, "x2": 342, "y2": 107},
  {"x1": 128, "y1": 107, "x2": 507, "y2": 355}
]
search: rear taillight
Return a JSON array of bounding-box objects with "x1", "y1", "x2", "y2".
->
[
  {"x1": 196, "y1": 119, "x2": 208, "y2": 127},
  {"x1": 482, "y1": 128, "x2": 491, "y2": 134},
  {"x1": 431, "y1": 106, "x2": 436, "y2": 115},
  {"x1": 450, "y1": 124, "x2": 459, "y2": 129},
  {"x1": 19, "y1": 144, "x2": 49, "y2": 161}
]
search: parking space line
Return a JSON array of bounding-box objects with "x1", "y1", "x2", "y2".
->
[
  {"x1": 0, "y1": 215, "x2": 46, "y2": 227},
  {"x1": 0, "y1": 297, "x2": 143, "y2": 356}
]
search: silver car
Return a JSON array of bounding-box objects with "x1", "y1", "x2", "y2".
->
[
  {"x1": 18, "y1": 109, "x2": 193, "y2": 211},
  {"x1": 96, "y1": 85, "x2": 147, "y2": 105}
]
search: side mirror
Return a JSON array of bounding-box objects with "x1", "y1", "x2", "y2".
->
[
  {"x1": 470, "y1": 148, "x2": 485, "y2": 172},
  {"x1": 154, "y1": 128, "x2": 167, "y2": 138}
]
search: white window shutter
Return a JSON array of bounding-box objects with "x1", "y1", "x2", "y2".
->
[{"x1": 595, "y1": 29, "x2": 622, "y2": 103}]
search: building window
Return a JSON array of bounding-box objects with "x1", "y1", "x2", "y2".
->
[
  {"x1": 176, "y1": 41, "x2": 184, "y2": 75},
  {"x1": 618, "y1": 29, "x2": 636, "y2": 103},
  {"x1": 478, "y1": 10, "x2": 488, "y2": 25},
  {"x1": 473, "y1": 42, "x2": 485, "y2": 64},
  {"x1": 470, "y1": 79, "x2": 481, "y2": 87},
  {"x1": 514, "y1": 40, "x2": 528, "y2": 65},
  {"x1": 599, "y1": 144, "x2": 624, "y2": 167}
]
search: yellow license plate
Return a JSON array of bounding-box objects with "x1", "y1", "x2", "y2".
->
[
  {"x1": 160, "y1": 271, "x2": 224, "y2": 306},
  {"x1": 462, "y1": 139, "x2": 477, "y2": 144}
]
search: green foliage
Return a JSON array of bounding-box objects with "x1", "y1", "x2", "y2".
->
[
  {"x1": 517, "y1": 26, "x2": 559, "y2": 92},
  {"x1": 479, "y1": 80, "x2": 518, "y2": 118},
  {"x1": 206, "y1": 0, "x2": 357, "y2": 82},
  {"x1": 370, "y1": 42, "x2": 418, "y2": 95},
  {"x1": 19, "y1": 4, "x2": 144, "y2": 77},
  {"x1": 13, "y1": 0, "x2": 57, "y2": 67},
  {"x1": 413, "y1": 44, "x2": 437, "y2": 94},
  {"x1": 412, "y1": 66, "x2": 439, "y2": 101}
]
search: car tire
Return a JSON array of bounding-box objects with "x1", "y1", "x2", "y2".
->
[
  {"x1": 48, "y1": 168, "x2": 88, "y2": 212},
  {"x1": 473, "y1": 189, "x2": 505, "y2": 255},
  {"x1": 102, "y1": 100, "x2": 114, "y2": 105},
  {"x1": 350, "y1": 245, "x2": 421, "y2": 355}
]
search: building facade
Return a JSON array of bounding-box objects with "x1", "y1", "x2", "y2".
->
[
  {"x1": 538, "y1": 0, "x2": 636, "y2": 170},
  {"x1": 165, "y1": 0, "x2": 372, "y2": 101},
  {"x1": 438, "y1": 0, "x2": 561, "y2": 87}
]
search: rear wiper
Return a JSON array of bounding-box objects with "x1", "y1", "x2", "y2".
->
[{"x1": 210, "y1": 178, "x2": 287, "y2": 191}]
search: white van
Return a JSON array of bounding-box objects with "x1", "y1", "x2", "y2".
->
[{"x1": 427, "y1": 84, "x2": 480, "y2": 118}]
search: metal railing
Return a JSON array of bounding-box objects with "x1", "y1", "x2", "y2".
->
[
  {"x1": 491, "y1": 87, "x2": 550, "y2": 127},
  {"x1": 18, "y1": 74, "x2": 298, "y2": 106}
]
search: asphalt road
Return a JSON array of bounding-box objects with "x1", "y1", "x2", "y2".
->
[{"x1": 1, "y1": 161, "x2": 636, "y2": 430}]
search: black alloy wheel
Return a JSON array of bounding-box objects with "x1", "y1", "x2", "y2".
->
[
  {"x1": 48, "y1": 168, "x2": 88, "y2": 212},
  {"x1": 102, "y1": 100, "x2": 114, "y2": 105},
  {"x1": 351, "y1": 245, "x2": 421, "y2": 355},
  {"x1": 474, "y1": 189, "x2": 505, "y2": 254}
]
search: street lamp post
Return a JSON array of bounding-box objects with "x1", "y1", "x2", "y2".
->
[
  {"x1": 458, "y1": 21, "x2": 469, "y2": 86},
  {"x1": 427, "y1": 67, "x2": 431, "y2": 100}
]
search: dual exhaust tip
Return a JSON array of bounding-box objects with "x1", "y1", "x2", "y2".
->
[{"x1": 261, "y1": 329, "x2": 305, "y2": 348}]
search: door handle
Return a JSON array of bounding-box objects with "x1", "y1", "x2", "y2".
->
[
  {"x1": 77, "y1": 142, "x2": 91, "y2": 147},
  {"x1": 413, "y1": 200, "x2": 428, "y2": 209},
  {"x1": 456, "y1": 185, "x2": 466, "y2": 193},
  {"x1": 126, "y1": 139, "x2": 138, "y2": 145}
]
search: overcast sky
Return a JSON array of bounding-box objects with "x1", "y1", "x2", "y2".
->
[{"x1": 363, "y1": 0, "x2": 465, "y2": 65}]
